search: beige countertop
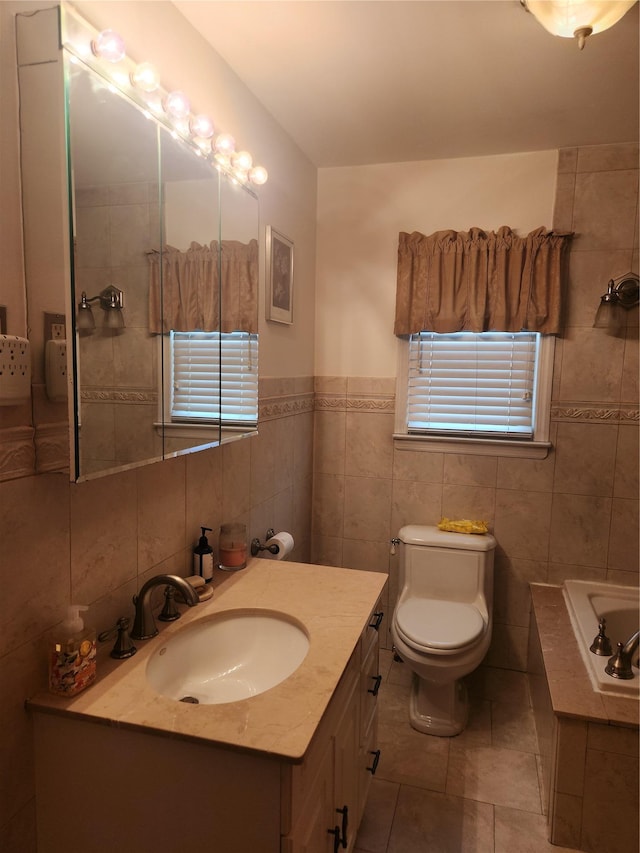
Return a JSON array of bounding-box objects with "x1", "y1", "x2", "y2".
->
[
  {"x1": 28, "y1": 560, "x2": 387, "y2": 762},
  {"x1": 530, "y1": 583, "x2": 638, "y2": 728}
]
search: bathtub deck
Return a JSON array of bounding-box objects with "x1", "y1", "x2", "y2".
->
[{"x1": 530, "y1": 583, "x2": 638, "y2": 728}]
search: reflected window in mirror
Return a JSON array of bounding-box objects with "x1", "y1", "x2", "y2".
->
[{"x1": 161, "y1": 331, "x2": 258, "y2": 445}]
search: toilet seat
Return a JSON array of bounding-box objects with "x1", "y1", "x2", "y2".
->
[{"x1": 395, "y1": 598, "x2": 485, "y2": 651}]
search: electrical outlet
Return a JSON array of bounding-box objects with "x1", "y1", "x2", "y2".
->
[{"x1": 44, "y1": 312, "x2": 66, "y2": 343}]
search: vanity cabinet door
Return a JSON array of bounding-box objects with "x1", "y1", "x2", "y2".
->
[
  {"x1": 284, "y1": 653, "x2": 361, "y2": 853},
  {"x1": 333, "y1": 675, "x2": 360, "y2": 853},
  {"x1": 283, "y1": 746, "x2": 335, "y2": 853}
]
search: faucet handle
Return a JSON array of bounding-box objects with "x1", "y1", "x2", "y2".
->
[
  {"x1": 605, "y1": 642, "x2": 635, "y2": 680},
  {"x1": 158, "y1": 586, "x2": 180, "y2": 622},
  {"x1": 589, "y1": 619, "x2": 612, "y2": 656},
  {"x1": 98, "y1": 617, "x2": 137, "y2": 660}
]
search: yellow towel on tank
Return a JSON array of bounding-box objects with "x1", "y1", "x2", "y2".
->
[{"x1": 438, "y1": 518, "x2": 489, "y2": 535}]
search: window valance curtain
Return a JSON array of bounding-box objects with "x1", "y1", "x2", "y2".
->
[
  {"x1": 148, "y1": 238, "x2": 258, "y2": 334},
  {"x1": 394, "y1": 226, "x2": 571, "y2": 336}
]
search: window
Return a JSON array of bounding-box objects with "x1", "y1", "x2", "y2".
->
[
  {"x1": 395, "y1": 331, "x2": 554, "y2": 458},
  {"x1": 165, "y1": 330, "x2": 258, "y2": 431}
]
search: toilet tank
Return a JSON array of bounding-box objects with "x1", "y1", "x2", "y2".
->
[{"x1": 398, "y1": 524, "x2": 496, "y2": 605}]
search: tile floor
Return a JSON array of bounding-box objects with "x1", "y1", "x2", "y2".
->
[{"x1": 355, "y1": 649, "x2": 582, "y2": 853}]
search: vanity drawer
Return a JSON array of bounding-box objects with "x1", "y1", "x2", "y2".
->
[
  {"x1": 359, "y1": 709, "x2": 380, "y2": 819},
  {"x1": 362, "y1": 596, "x2": 384, "y2": 659},
  {"x1": 360, "y1": 635, "x2": 380, "y2": 737}
]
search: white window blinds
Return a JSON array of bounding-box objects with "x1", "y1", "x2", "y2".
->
[
  {"x1": 170, "y1": 331, "x2": 258, "y2": 425},
  {"x1": 407, "y1": 331, "x2": 539, "y2": 438}
]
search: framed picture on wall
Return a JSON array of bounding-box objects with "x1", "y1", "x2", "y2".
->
[{"x1": 266, "y1": 226, "x2": 294, "y2": 324}]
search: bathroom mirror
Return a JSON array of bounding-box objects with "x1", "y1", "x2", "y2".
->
[{"x1": 66, "y1": 56, "x2": 259, "y2": 480}]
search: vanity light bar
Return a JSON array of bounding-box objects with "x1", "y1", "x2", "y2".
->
[{"x1": 61, "y1": 2, "x2": 268, "y2": 188}]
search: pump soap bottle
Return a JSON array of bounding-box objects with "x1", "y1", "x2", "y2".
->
[
  {"x1": 193, "y1": 526, "x2": 214, "y2": 582},
  {"x1": 48, "y1": 605, "x2": 97, "y2": 697}
]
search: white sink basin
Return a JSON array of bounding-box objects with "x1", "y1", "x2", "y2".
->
[{"x1": 146, "y1": 609, "x2": 310, "y2": 704}]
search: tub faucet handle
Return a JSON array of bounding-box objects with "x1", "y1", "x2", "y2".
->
[
  {"x1": 605, "y1": 642, "x2": 635, "y2": 680},
  {"x1": 589, "y1": 619, "x2": 612, "y2": 656}
]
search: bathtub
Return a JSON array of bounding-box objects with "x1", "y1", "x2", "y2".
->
[{"x1": 563, "y1": 579, "x2": 639, "y2": 698}]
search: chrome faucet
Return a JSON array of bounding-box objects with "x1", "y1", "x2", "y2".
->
[
  {"x1": 131, "y1": 574, "x2": 199, "y2": 640},
  {"x1": 605, "y1": 629, "x2": 640, "y2": 680}
]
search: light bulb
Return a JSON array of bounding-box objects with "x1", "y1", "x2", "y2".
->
[
  {"x1": 194, "y1": 137, "x2": 212, "y2": 155},
  {"x1": 76, "y1": 297, "x2": 95, "y2": 331},
  {"x1": 231, "y1": 150, "x2": 253, "y2": 172},
  {"x1": 91, "y1": 29, "x2": 125, "y2": 63},
  {"x1": 104, "y1": 308, "x2": 125, "y2": 330},
  {"x1": 214, "y1": 133, "x2": 236, "y2": 156},
  {"x1": 214, "y1": 152, "x2": 232, "y2": 169},
  {"x1": 189, "y1": 114, "x2": 215, "y2": 139},
  {"x1": 249, "y1": 165, "x2": 268, "y2": 186},
  {"x1": 163, "y1": 91, "x2": 191, "y2": 120},
  {"x1": 231, "y1": 151, "x2": 253, "y2": 178},
  {"x1": 130, "y1": 62, "x2": 160, "y2": 93}
]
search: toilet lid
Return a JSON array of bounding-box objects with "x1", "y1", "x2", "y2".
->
[{"x1": 395, "y1": 599, "x2": 485, "y2": 651}]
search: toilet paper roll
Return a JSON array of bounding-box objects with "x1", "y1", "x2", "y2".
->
[{"x1": 265, "y1": 531, "x2": 294, "y2": 561}]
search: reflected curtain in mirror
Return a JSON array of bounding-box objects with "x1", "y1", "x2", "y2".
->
[
  {"x1": 148, "y1": 239, "x2": 258, "y2": 333},
  {"x1": 394, "y1": 226, "x2": 572, "y2": 335}
]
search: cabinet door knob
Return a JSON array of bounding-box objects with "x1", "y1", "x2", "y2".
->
[
  {"x1": 328, "y1": 826, "x2": 341, "y2": 853},
  {"x1": 368, "y1": 674, "x2": 382, "y2": 696},
  {"x1": 336, "y1": 805, "x2": 348, "y2": 848},
  {"x1": 367, "y1": 749, "x2": 381, "y2": 775},
  {"x1": 369, "y1": 611, "x2": 384, "y2": 631}
]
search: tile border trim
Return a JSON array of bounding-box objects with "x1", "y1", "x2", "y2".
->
[{"x1": 551, "y1": 404, "x2": 639, "y2": 424}]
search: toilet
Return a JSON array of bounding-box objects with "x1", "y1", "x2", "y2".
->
[{"x1": 391, "y1": 524, "x2": 496, "y2": 737}]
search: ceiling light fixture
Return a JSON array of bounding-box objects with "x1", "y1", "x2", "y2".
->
[{"x1": 523, "y1": 0, "x2": 636, "y2": 49}]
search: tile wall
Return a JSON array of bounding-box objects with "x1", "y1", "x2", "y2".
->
[
  {"x1": 0, "y1": 376, "x2": 313, "y2": 851},
  {"x1": 312, "y1": 142, "x2": 639, "y2": 661},
  {"x1": 74, "y1": 181, "x2": 161, "y2": 473}
]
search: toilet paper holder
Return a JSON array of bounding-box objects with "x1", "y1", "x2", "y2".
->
[{"x1": 250, "y1": 529, "x2": 279, "y2": 556}]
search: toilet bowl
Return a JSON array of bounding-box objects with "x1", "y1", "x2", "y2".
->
[{"x1": 391, "y1": 524, "x2": 496, "y2": 736}]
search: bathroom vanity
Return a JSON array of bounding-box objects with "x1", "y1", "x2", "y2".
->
[{"x1": 28, "y1": 561, "x2": 387, "y2": 853}]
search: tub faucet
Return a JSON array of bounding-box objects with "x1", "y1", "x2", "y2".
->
[
  {"x1": 131, "y1": 574, "x2": 199, "y2": 640},
  {"x1": 605, "y1": 630, "x2": 640, "y2": 680}
]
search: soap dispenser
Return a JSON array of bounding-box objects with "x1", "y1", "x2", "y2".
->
[
  {"x1": 193, "y1": 526, "x2": 214, "y2": 582},
  {"x1": 48, "y1": 605, "x2": 97, "y2": 697}
]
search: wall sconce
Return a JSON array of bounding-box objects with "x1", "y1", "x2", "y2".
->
[
  {"x1": 77, "y1": 285, "x2": 125, "y2": 330},
  {"x1": 522, "y1": 1, "x2": 636, "y2": 49},
  {"x1": 593, "y1": 273, "x2": 639, "y2": 335}
]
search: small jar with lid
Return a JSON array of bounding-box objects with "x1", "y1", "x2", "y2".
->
[{"x1": 218, "y1": 523, "x2": 247, "y2": 571}]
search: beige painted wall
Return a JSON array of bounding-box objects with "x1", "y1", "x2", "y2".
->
[{"x1": 315, "y1": 150, "x2": 558, "y2": 377}]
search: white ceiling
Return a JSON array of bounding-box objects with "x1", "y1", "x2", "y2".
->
[{"x1": 173, "y1": 0, "x2": 639, "y2": 168}]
